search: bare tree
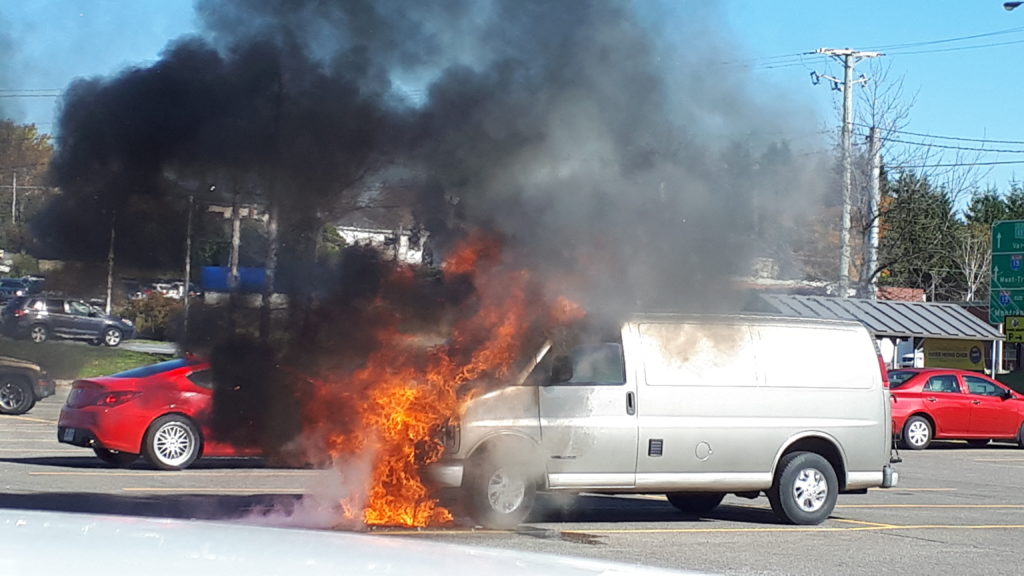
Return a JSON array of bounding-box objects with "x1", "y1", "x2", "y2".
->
[{"x1": 952, "y1": 223, "x2": 991, "y2": 302}]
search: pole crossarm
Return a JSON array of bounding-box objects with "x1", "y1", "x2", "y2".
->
[{"x1": 815, "y1": 48, "x2": 884, "y2": 59}]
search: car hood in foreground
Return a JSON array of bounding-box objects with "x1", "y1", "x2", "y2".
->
[
  {"x1": 0, "y1": 509, "x2": 713, "y2": 576},
  {"x1": 0, "y1": 355, "x2": 42, "y2": 372}
]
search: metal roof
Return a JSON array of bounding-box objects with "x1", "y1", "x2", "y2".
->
[{"x1": 750, "y1": 294, "x2": 1004, "y2": 341}]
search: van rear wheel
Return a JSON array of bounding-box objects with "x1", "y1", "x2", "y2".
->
[
  {"x1": 666, "y1": 492, "x2": 725, "y2": 515},
  {"x1": 768, "y1": 452, "x2": 838, "y2": 525}
]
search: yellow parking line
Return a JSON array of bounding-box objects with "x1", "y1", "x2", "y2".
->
[
  {"x1": 870, "y1": 487, "x2": 956, "y2": 491},
  {"x1": 975, "y1": 458, "x2": 1024, "y2": 462},
  {"x1": 5, "y1": 416, "x2": 56, "y2": 424},
  {"x1": 832, "y1": 518, "x2": 899, "y2": 528},
  {"x1": 546, "y1": 524, "x2": 1024, "y2": 535},
  {"x1": 375, "y1": 529, "x2": 503, "y2": 535},
  {"x1": 838, "y1": 504, "x2": 1024, "y2": 509},
  {"x1": 122, "y1": 487, "x2": 306, "y2": 494},
  {"x1": 0, "y1": 448, "x2": 83, "y2": 453}
]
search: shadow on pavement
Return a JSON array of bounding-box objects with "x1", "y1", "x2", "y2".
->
[
  {"x1": 0, "y1": 492, "x2": 305, "y2": 521},
  {"x1": 0, "y1": 456, "x2": 267, "y2": 470}
]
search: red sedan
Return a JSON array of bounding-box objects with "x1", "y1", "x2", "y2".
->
[
  {"x1": 890, "y1": 368, "x2": 1024, "y2": 450},
  {"x1": 57, "y1": 357, "x2": 257, "y2": 469}
]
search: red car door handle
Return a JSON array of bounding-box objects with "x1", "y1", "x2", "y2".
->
[
  {"x1": 926, "y1": 398, "x2": 937, "y2": 402},
  {"x1": 972, "y1": 400, "x2": 982, "y2": 405}
]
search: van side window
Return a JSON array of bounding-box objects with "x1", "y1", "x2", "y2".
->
[{"x1": 563, "y1": 343, "x2": 626, "y2": 385}]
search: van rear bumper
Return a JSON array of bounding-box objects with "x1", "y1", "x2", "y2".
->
[{"x1": 847, "y1": 465, "x2": 898, "y2": 490}]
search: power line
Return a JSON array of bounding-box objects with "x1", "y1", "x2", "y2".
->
[
  {"x1": 859, "y1": 123, "x2": 1024, "y2": 146},
  {"x1": 863, "y1": 25, "x2": 1024, "y2": 51},
  {"x1": 872, "y1": 136, "x2": 1024, "y2": 154},
  {"x1": 892, "y1": 160, "x2": 1024, "y2": 169},
  {"x1": 884, "y1": 37, "x2": 1024, "y2": 56}
]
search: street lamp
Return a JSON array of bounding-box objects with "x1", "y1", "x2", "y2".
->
[{"x1": 1006, "y1": 2, "x2": 1023, "y2": 10}]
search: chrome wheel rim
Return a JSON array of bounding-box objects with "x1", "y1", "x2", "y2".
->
[
  {"x1": 153, "y1": 422, "x2": 194, "y2": 466},
  {"x1": 486, "y1": 468, "x2": 526, "y2": 514},
  {"x1": 0, "y1": 381, "x2": 25, "y2": 410},
  {"x1": 104, "y1": 329, "x2": 121, "y2": 346},
  {"x1": 791, "y1": 467, "x2": 828, "y2": 513},
  {"x1": 907, "y1": 420, "x2": 930, "y2": 447},
  {"x1": 30, "y1": 326, "x2": 46, "y2": 343}
]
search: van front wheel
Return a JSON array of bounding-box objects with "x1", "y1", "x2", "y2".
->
[
  {"x1": 768, "y1": 452, "x2": 838, "y2": 525},
  {"x1": 666, "y1": 492, "x2": 725, "y2": 515},
  {"x1": 464, "y1": 452, "x2": 537, "y2": 530}
]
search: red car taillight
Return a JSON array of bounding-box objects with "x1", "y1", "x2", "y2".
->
[
  {"x1": 98, "y1": 391, "x2": 140, "y2": 407},
  {"x1": 66, "y1": 382, "x2": 140, "y2": 408},
  {"x1": 12, "y1": 309, "x2": 27, "y2": 318},
  {"x1": 877, "y1": 354, "x2": 890, "y2": 388}
]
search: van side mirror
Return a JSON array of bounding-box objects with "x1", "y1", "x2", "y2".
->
[{"x1": 550, "y1": 355, "x2": 573, "y2": 384}]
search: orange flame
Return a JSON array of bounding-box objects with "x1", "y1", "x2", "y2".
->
[{"x1": 304, "y1": 231, "x2": 577, "y2": 527}]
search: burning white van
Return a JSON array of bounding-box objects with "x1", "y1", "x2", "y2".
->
[{"x1": 430, "y1": 313, "x2": 898, "y2": 528}]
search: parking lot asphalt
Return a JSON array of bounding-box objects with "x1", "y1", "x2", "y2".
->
[{"x1": 4, "y1": 390, "x2": 1024, "y2": 576}]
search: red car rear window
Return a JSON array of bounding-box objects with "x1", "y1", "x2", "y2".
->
[
  {"x1": 888, "y1": 370, "x2": 919, "y2": 389},
  {"x1": 110, "y1": 358, "x2": 193, "y2": 378}
]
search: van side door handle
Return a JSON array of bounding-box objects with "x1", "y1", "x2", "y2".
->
[{"x1": 626, "y1": 391, "x2": 636, "y2": 415}]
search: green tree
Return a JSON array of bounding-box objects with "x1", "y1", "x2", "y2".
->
[
  {"x1": 965, "y1": 187, "x2": 1008, "y2": 226},
  {"x1": 0, "y1": 121, "x2": 54, "y2": 251},
  {"x1": 879, "y1": 170, "x2": 962, "y2": 300}
]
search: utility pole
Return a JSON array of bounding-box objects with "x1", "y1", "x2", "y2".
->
[
  {"x1": 11, "y1": 173, "x2": 15, "y2": 222},
  {"x1": 813, "y1": 48, "x2": 883, "y2": 298},
  {"x1": 182, "y1": 193, "x2": 195, "y2": 343},
  {"x1": 105, "y1": 210, "x2": 117, "y2": 315},
  {"x1": 864, "y1": 126, "x2": 882, "y2": 300}
]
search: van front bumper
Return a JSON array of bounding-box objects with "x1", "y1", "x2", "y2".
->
[{"x1": 426, "y1": 461, "x2": 464, "y2": 488}]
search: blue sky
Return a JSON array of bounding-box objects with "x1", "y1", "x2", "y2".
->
[{"x1": 4, "y1": 1, "x2": 1024, "y2": 202}]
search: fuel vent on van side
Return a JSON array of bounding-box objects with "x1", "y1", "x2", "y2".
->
[{"x1": 648, "y1": 439, "x2": 664, "y2": 457}]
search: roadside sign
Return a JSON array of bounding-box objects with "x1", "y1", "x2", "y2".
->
[
  {"x1": 990, "y1": 220, "x2": 1024, "y2": 323},
  {"x1": 1007, "y1": 316, "x2": 1024, "y2": 344}
]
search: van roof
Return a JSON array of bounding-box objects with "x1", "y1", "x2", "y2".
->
[{"x1": 625, "y1": 312, "x2": 866, "y2": 330}]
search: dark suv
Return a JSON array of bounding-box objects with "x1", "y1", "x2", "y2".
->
[
  {"x1": 0, "y1": 278, "x2": 29, "y2": 303},
  {"x1": 1, "y1": 296, "x2": 135, "y2": 347}
]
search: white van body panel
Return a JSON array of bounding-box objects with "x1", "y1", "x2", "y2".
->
[{"x1": 435, "y1": 313, "x2": 894, "y2": 498}]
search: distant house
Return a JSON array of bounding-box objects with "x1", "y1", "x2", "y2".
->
[
  {"x1": 333, "y1": 208, "x2": 429, "y2": 266},
  {"x1": 206, "y1": 203, "x2": 269, "y2": 222}
]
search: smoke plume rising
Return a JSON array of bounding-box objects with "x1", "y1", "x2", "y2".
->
[{"x1": 43, "y1": 0, "x2": 833, "y2": 527}]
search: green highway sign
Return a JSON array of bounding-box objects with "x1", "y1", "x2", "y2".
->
[
  {"x1": 991, "y1": 254, "x2": 1024, "y2": 288},
  {"x1": 993, "y1": 221, "x2": 1024, "y2": 254},
  {"x1": 991, "y1": 220, "x2": 1024, "y2": 323}
]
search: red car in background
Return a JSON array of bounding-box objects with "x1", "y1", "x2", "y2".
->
[
  {"x1": 890, "y1": 368, "x2": 1024, "y2": 450},
  {"x1": 57, "y1": 358, "x2": 258, "y2": 469}
]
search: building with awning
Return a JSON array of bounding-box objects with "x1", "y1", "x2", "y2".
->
[{"x1": 747, "y1": 294, "x2": 1004, "y2": 372}]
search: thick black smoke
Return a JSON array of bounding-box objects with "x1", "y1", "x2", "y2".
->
[
  {"x1": 42, "y1": 1, "x2": 831, "y2": 451},
  {"x1": 45, "y1": 0, "x2": 827, "y2": 312}
]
